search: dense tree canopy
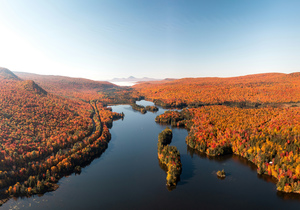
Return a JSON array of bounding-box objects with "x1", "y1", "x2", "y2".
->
[
  {"x1": 0, "y1": 69, "x2": 123, "y2": 203},
  {"x1": 3, "y1": 67, "x2": 300, "y2": 200},
  {"x1": 134, "y1": 73, "x2": 300, "y2": 108},
  {"x1": 157, "y1": 105, "x2": 300, "y2": 193}
]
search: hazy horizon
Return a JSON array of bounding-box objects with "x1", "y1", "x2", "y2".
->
[
  {"x1": 1, "y1": 0, "x2": 300, "y2": 81},
  {"x1": 8, "y1": 68, "x2": 300, "y2": 82}
]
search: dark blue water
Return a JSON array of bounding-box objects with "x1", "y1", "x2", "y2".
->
[{"x1": 2, "y1": 101, "x2": 300, "y2": 209}]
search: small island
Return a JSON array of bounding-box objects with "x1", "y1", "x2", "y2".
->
[
  {"x1": 157, "y1": 127, "x2": 182, "y2": 188},
  {"x1": 145, "y1": 105, "x2": 159, "y2": 112},
  {"x1": 131, "y1": 103, "x2": 159, "y2": 114},
  {"x1": 131, "y1": 103, "x2": 147, "y2": 114},
  {"x1": 216, "y1": 169, "x2": 226, "y2": 178}
]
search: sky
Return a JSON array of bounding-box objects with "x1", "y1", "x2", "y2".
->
[{"x1": 0, "y1": 0, "x2": 300, "y2": 81}]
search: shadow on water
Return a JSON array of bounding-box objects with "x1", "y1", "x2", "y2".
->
[
  {"x1": 231, "y1": 154, "x2": 282, "y2": 185},
  {"x1": 231, "y1": 154, "x2": 258, "y2": 172},
  {"x1": 277, "y1": 191, "x2": 300, "y2": 201},
  {"x1": 177, "y1": 154, "x2": 196, "y2": 186},
  {"x1": 186, "y1": 144, "x2": 300, "y2": 201},
  {"x1": 186, "y1": 144, "x2": 233, "y2": 162}
]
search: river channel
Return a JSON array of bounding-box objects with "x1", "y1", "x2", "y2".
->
[{"x1": 2, "y1": 100, "x2": 300, "y2": 209}]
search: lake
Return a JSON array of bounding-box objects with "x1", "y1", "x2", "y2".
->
[{"x1": 2, "y1": 100, "x2": 300, "y2": 209}]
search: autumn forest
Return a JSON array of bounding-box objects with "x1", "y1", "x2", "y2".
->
[{"x1": 1, "y1": 67, "x2": 300, "y2": 205}]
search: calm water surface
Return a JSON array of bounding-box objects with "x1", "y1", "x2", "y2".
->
[{"x1": 3, "y1": 101, "x2": 300, "y2": 209}]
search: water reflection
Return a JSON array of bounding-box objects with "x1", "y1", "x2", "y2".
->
[
  {"x1": 277, "y1": 191, "x2": 300, "y2": 201},
  {"x1": 186, "y1": 142, "x2": 300, "y2": 201},
  {"x1": 178, "y1": 154, "x2": 196, "y2": 185},
  {"x1": 217, "y1": 175, "x2": 226, "y2": 180},
  {"x1": 257, "y1": 173, "x2": 277, "y2": 184},
  {"x1": 186, "y1": 145, "x2": 232, "y2": 162},
  {"x1": 231, "y1": 155, "x2": 280, "y2": 184},
  {"x1": 231, "y1": 154, "x2": 258, "y2": 171}
]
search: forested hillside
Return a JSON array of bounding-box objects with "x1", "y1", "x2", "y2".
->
[
  {"x1": 15, "y1": 71, "x2": 139, "y2": 105},
  {"x1": 148, "y1": 71, "x2": 300, "y2": 194},
  {"x1": 3, "y1": 67, "x2": 300, "y2": 200},
  {"x1": 15, "y1": 72, "x2": 116, "y2": 101},
  {"x1": 156, "y1": 102, "x2": 300, "y2": 193},
  {"x1": 0, "y1": 68, "x2": 123, "y2": 204},
  {"x1": 134, "y1": 73, "x2": 300, "y2": 108}
]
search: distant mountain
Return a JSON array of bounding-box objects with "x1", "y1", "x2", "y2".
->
[
  {"x1": 14, "y1": 72, "x2": 117, "y2": 97},
  {"x1": 0, "y1": 68, "x2": 47, "y2": 95},
  {"x1": 0, "y1": 67, "x2": 21, "y2": 80},
  {"x1": 14, "y1": 71, "x2": 120, "y2": 101},
  {"x1": 137, "y1": 78, "x2": 176, "y2": 84},
  {"x1": 110, "y1": 76, "x2": 159, "y2": 83}
]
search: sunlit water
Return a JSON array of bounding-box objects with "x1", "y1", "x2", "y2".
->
[{"x1": 3, "y1": 100, "x2": 300, "y2": 209}]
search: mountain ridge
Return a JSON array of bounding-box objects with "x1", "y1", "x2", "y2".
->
[{"x1": 0, "y1": 67, "x2": 21, "y2": 80}]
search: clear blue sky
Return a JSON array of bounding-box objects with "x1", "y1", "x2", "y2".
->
[{"x1": 0, "y1": 0, "x2": 300, "y2": 80}]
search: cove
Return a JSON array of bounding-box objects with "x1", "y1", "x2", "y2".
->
[{"x1": 2, "y1": 100, "x2": 300, "y2": 209}]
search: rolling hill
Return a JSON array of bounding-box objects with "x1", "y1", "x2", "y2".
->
[
  {"x1": 15, "y1": 72, "x2": 117, "y2": 100},
  {"x1": 0, "y1": 68, "x2": 122, "y2": 203},
  {"x1": 133, "y1": 72, "x2": 300, "y2": 108}
]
